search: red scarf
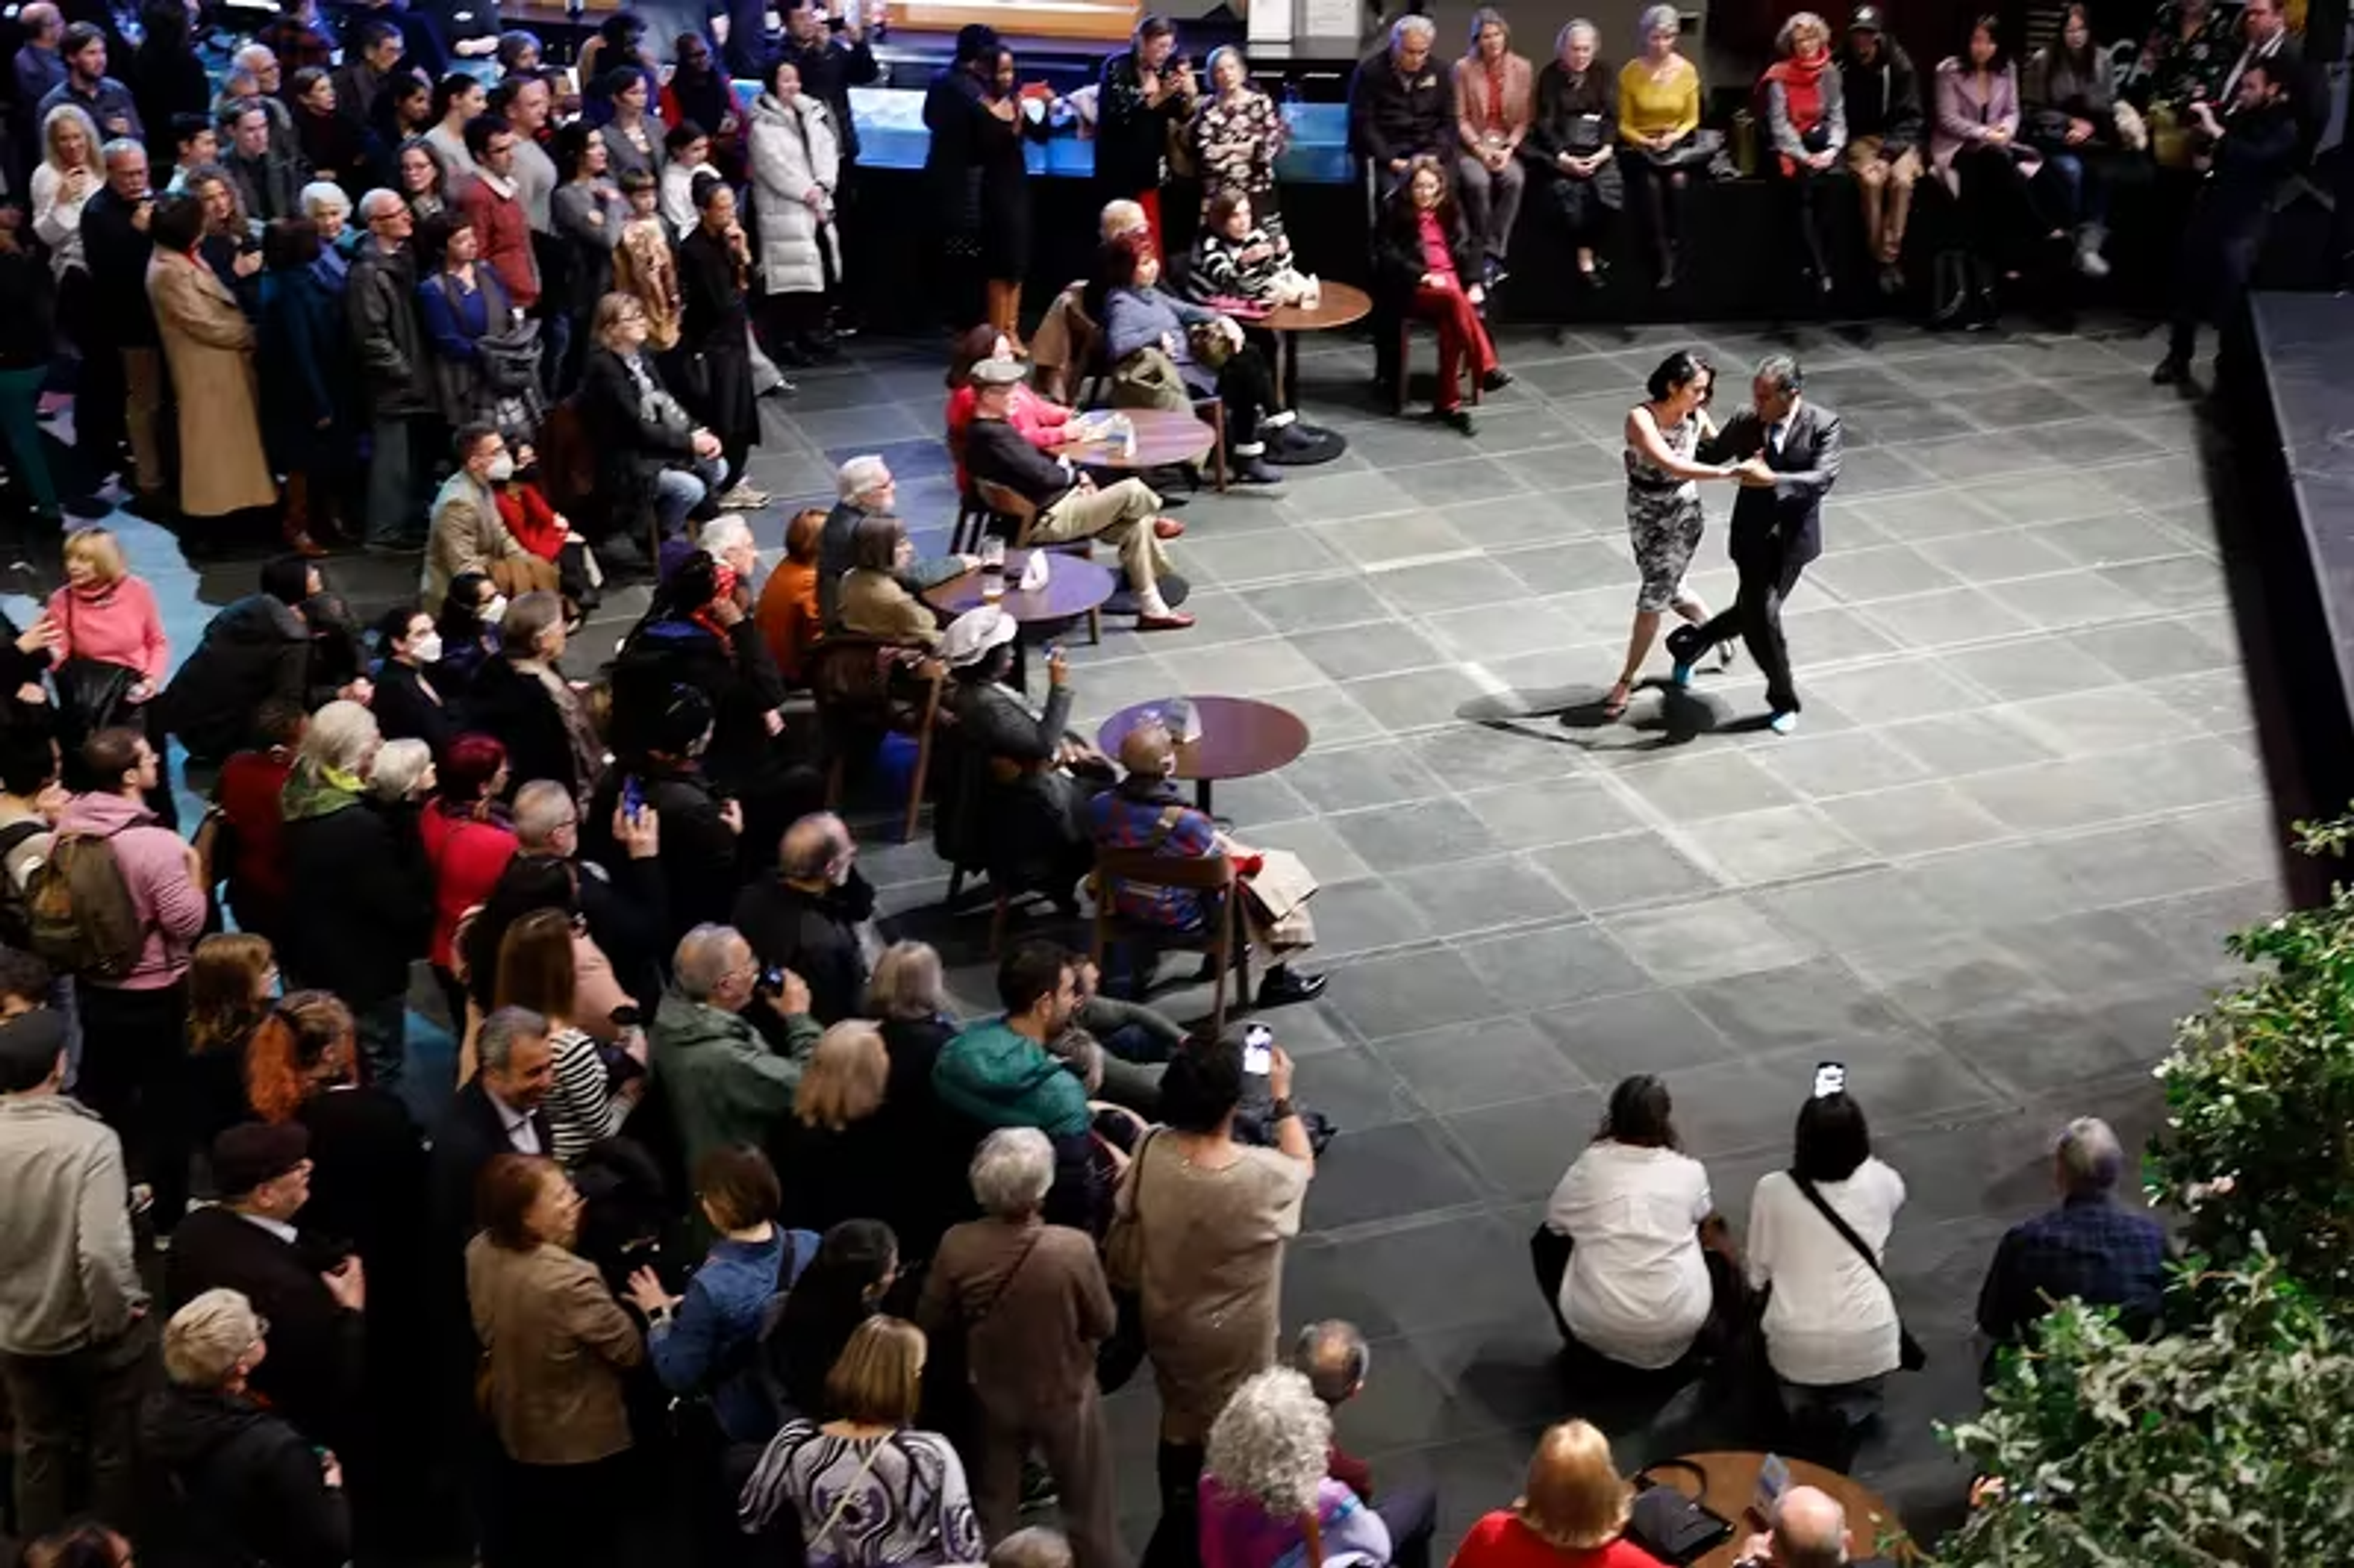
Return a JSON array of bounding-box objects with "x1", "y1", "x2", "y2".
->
[{"x1": 1765, "y1": 50, "x2": 1830, "y2": 176}]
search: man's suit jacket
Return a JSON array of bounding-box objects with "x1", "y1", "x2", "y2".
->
[
  {"x1": 428, "y1": 1081, "x2": 555, "y2": 1257},
  {"x1": 162, "y1": 1208, "x2": 364, "y2": 1448},
  {"x1": 1699, "y1": 398, "x2": 1843, "y2": 570}
]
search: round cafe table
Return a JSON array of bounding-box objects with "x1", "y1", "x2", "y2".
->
[
  {"x1": 923, "y1": 547, "x2": 1118, "y2": 688},
  {"x1": 1645, "y1": 1451, "x2": 1913, "y2": 1567},
  {"x1": 1096, "y1": 696, "x2": 1310, "y2": 816},
  {"x1": 1053, "y1": 406, "x2": 1221, "y2": 489},
  {"x1": 1262, "y1": 279, "x2": 1373, "y2": 408}
]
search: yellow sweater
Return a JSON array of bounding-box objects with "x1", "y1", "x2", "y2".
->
[{"x1": 1618, "y1": 56, "x2": 1701, "y2": 145}]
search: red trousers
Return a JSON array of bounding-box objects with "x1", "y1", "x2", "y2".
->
[
  {"x1": 1136, "y1": 189, "x2": 1164, "y2": 255},
  {"x1": 1411, "y1": 283, "x2": 1498, "y2": 410}
]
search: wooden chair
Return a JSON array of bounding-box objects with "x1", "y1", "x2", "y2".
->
[
  {"x1": 1068, "y1": 311, "x2": 1230, "y2": 494},
  {"x1": 970, "y1": 479, "x2": 1102, "y2": 645},
  {"x1": 1091, "y1": 847, "x2": 1250, "y2": 1037},
  {"x1": 806, "y1": 635, "x2": 947, "y2": 842},
  {"x1": 1393, "y1": 319, "x2": 1488, "y2": 416}
]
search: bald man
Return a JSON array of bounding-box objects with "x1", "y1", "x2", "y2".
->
[
  {"x1": 1085, "y1": 721, "x2": 1325, "y2": 1007},
  {"x1": 1733, "y1": 1483, "x2": 1892, "y2": 1567},
  {"x1": 1975, "y1": 1115, "x2": 2168, "y2": 1377},
  {"x1": 729, "y1": 812, "x2": 877, "y2": 1026}
]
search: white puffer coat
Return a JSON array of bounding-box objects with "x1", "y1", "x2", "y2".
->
[{"x1": 747, "y1": 91, "x2": 843, "y2": 297}]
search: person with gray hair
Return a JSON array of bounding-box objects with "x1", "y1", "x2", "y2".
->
[
  {"x1": 428, "y1": 1005, "x2": 557, "y2": 1258},
  {"x1": 731, "y1": 812, "x2": 875, "y2": 1026},
  {"x1": 1974, "y1": 1114, "x2": 2169, "y2": 1368},
  {"x1": 817, "y1": 453, "x2": 973, "y2": 628},
  {"x1": 920, "y1": 1126, "x2": 1120, "y2": 1568},
  {"x1": 1199, "y1": 1368, "x2": 1405, "y2": 1568},
  {"x1": 1761, "y1": 13, "x2": 1847, "y2": 301},
  {"x1": 1291, "y1": 1321, "x2": 1439, "y2": 1560},
  {"x1": 1665, "y1": 354, "x2": 1842, "y2": 734},
  {"x1": 1452, "y1": 8, "x2": 1533, "y2": 289},
  {"x1": 1349, "y1": 12, "x2": 1450, "y2": 199},
  {"x1": 1617, "y1": 4, "x2": 1703, "y2": 288},
  {"x1": 1731, "y1": 1482, "x2": 1895, "y2": 1567},
  {"x1": 1525, "y1": 20, "x2": 1623, "y2": 289},
  {"x1": 649, "y1": 924, "x2": 820, "y2": 1172},
  {"x1": 348, "y1": 180, "x2": 437, "y2": 551}
]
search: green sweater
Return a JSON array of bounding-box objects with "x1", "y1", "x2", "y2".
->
[
  {"x1": 648, "y1": 992, "x2": 820, "y2": 1171},
  {"x1": 931, "y1": 1018, "x2": 1090, "y2": 1138}
]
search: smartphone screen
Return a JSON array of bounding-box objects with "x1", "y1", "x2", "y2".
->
[
  {"x1": 1813, "y1": 1061, "x2": 1847, "y2": 1100},
  {"x1": 1243, "y1": 1024, "x2": 1273, "y2": 1075},
  {"x1": 622, "y1": 774, "x2": 646, "y2": 819}
]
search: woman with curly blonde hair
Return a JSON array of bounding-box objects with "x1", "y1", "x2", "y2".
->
[{"x1": 1450, "y1": 1420, "x2": 1650, "y2": 1568}]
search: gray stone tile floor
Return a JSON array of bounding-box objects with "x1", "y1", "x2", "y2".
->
[{"x1": 23, "y1": 311, "x2": 2288, "y2": 1556}]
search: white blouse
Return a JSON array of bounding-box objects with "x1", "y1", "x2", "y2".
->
[
  {"x1": 1745, "y1": 1159, "x2": 1908, "y2": 1387},
  {"x1": 30, "y1": 162, "x2": 93, "y2": 280},
  {"x1": 1547, "y1": 1140, "x2": 1715, "y2": 1369}
]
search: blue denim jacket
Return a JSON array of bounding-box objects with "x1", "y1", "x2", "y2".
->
[{"x1": 649, "y1": 1226, "x2": 818, "y2": 1442}]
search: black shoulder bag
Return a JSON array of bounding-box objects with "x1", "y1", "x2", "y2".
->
[{"x1": 1789, "y1": 1172, "x2": 1926, "y2": 1372}]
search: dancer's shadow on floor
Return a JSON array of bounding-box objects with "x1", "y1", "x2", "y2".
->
[{"x1": 1458, "y1": 678, "x2": 1735, "y2": 753}]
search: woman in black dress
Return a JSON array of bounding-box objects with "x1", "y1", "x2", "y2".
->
[
  {"x1": 674, "y1": 176, "x2": 764, "y2": 512},
  {"x1": 923, "y1": 25, "x2": 1000, "y2": 333},
  {"x1": 973, "y1": 45, "x2": 1053, "y2": 349}
]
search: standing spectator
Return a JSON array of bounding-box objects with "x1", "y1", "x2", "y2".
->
[
  {"x1": 1524, "y1": 22, "x2": 1619, "y2": 289},
  {"x1": 1450, "y1": 1422, "x2": 1657, "y2": 1568},
  {"x1": 549, "y1": 123, "x2": 626, "y2": 388},
  {"x1": 398, "y1": 137, "x2": 452, "y2": 224},
  {"x1": 39, "y1": 23, "x2": 141, "y2": 144},
  {"x1": 259, "y1": 0, "x2": 339, "y2": 79},
  {"x1": 221, "y1": 100, "x2": 303, "y2": 225},
  {"x1": 2023, "y1": 3, "x2": 2130, "y2": 281},
  {"x1": 660, "y1": 121, "x2": 715, "y2": 238},
  {"x1": 1190, "y1": 46, "x2": 1286, "y2": 234},
  {"x1": 1975, "y1": 1116, "x2": 2168, "y2": 1364},
  {"x1": 55, "y1": 725, "x2": 205, "y2": 1229},
  {"x1": 427, "y1": 1008, "x2": 557, "y2": 1255},
  {"x1": 1761, "y1": 13, "x2": 1846, "y2": 302},
  {"x1": 2138, "y1": 0, "x2": 2233, "y2": 115},
  {"x1": 31, "y1": 105, "x2": 100, "y2": 328},
  {"x1": 676, "y1": 176, "x2": 768, "y2": 510},
  {"x1": 131, "y1": 0, "x2": 210, "y2": 150},
  {"x1": 145, "y1": 192, "x2": 277, "y2": 525},
  {"x1": 163, "y1": 1122, "x2": 368, "y2": 1452},
  {"x1": 662, "y1": 35, "x2": 744, "y2": 183},
  {"x1": 330, "y1": 20, "x2": 406, "y2": 139},
  {"x1": 777, "y1": 0, "x2": 877, "y2": 327},
  {"x1": 596, "y1": 66, "x2": 666, "y2": 186},
  {"x1": 0, "y1": 1009, "x2": 151, "y2": 1540},
  {"x1": 972, "y1": 47, "x2": 1051, "y2": 349},
  {"x1": 278, "y1": 699, "x2": 433, "y2": 1089},
  {"x1": 1616, "y1": 7, "x2": 1701, "y2": 289},
  {"x1": 747, "y1": 59, "x2": 842, "y2": 365},
  {"x1": 418, "y1": 216, "x2": 543, "y2": 442},
  {"x1": 612, "y1": 167, "x2": 682, "y2": 350},
  {"x1": 763, "y1": 1217, "x2": 896, "y2": 1418},
  {"x1": 79, "y1": 139, "x2": 166, "y2": 508},
  {"x1": 1115, "y1": 1031, "x2": 1315, "y2": 1568},
  {"x1": 1370, "y1": 157, "x2": 1505, "y2": 433},
  {"x1": 205, "y1": 699, "x2": 303, "y2": 944},
  {"x1": 1096, "y1": 17, "x2": 1196, "y2": 251},
  {"x1": 256, "y1": 216, "x2": 347, "y2": 556},
  {"x1": 418, "y1": 734, "x2": 515, "y2": 1027},
  {"x1": 1840, "y1": 7, "x2": 1925, "y2": 294},
  {"x1": 922, "y1": 25, "x2": 999, "y2": 329},
  {"x1": 46, "y1": 525, "x2": 167, "y2": 748},
  {"x1": 1452, "y1": 9, "x2": 1531, "y2": 289},
  {"x1": 731, "y1": 811, "x2": 872, "y2": 1026},
  {"x1": 13, "y1": 7, "x2": 70, "y2": 142},
  {"x1": 1745, "y1": 1089, "x2": 1909, "y2": 1452},
  {"x1": 422, "y1": 74, "x2": 486, "y2": 186},
  {"x1": 1930, "y1": 16, "x2": 2063, "y2": 322},
  {"x1": 467, "y1": 1152, "x2": 647, "y2": 1568},
  {"x1": 289, "y1": 67, "x2": 368, "y2": 194},
  {"x1": 140, "y1": 1288, "x2": 352, "y2": 1568},
  {"x1": 493, "y1": 908, "x2": 645, "y2": 1167},
  {"x1": 1350, "y1": 15, "x2": 1449, "y2": 200},
  {"x1": 0, "y1": 213, "x2": 62, "y2": 530},
  {"x1": 1198, "y1": 1369, "x2": 1398, "y2": 1568},
  {"x1": 648, "y1": 923, "x2": 818, "y2": 1173},
  {"x1": 349, "y1": 188, "x2": 436, "y2": 553},
  {"x1": 920, "y1": 1128, "x2": 1118, "y2": 1568},
  {"x1": 769, "y1": 1022, "x2": 943, "y2": 1247},
  {"x1": 737, "y1": 1316, "x2": 986, "y2": 1564},
  {"x1": 931, "y1": 942, "x2": 1093, "y2": 1178},
  {"x1": 458, "y1": 113, "x2": 540, "y2": 313}
]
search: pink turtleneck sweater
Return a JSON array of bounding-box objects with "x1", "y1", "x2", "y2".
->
[{"x1": 49, "y1": 577, "x2": 169, "y2": 685}]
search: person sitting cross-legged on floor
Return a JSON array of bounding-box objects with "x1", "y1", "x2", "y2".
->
[
  {"x1": 1084, "y1": 720, "x2": 1324, "y2": 1008},
  {"x1": 961, "y1": 358, "x2": 1195, "y2": 631}
]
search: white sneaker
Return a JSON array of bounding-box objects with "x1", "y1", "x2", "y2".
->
[{"x1": 716, "y1": 484, "x2": 771, "y2": 510}]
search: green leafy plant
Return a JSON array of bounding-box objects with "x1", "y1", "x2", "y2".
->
[
  {"x1": 2144, "y1": 817, "x2": 2354, "y2": 1301},
  {"x1": 1937, "y1": 1252, "x2": 2354, "y2": 1567}
]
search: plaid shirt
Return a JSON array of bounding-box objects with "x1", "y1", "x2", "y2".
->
[
  {"x1": 1086, "y1": 780, "x2": 1217, "y2": 929},
  {"x1": 1976, "y1": 1194, "x2": 2168, "y2": 1344}
]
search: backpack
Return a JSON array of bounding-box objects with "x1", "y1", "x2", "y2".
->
[
  {"x1": 26, "y1": 828, "x2": 147, "y2": 980},
  {"x1": 0, "y1": 819, "x2": 49, "y2": 948}
]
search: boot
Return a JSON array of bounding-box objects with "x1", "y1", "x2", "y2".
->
[
  {"x1": 2073, "y1": 221, "x2": 2111, "y2": 279},
  {"x1": 281, "y1": 474, "x2": 326, "y2": 558}
]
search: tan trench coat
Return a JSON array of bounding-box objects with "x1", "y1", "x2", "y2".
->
[{"x1": 146, "y1": 252, "x2": 276, "y2": 518}]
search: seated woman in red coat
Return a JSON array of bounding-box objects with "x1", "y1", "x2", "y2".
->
[
  {"x1": 944, "y1": 324, "x2": 1072, "y2": 495},
  {"x1": 1450, "y1": 1421, "x2": 1661, "y2": 1568},
  {"x1": 1371, "y1": 156, "x2": 1512, "y2": 434}
]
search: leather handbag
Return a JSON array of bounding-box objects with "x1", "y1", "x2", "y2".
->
[{"x1": 1790, "y1": 1171, "x2": 1926, "y2": 1371}]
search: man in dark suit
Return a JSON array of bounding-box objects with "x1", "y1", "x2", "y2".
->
[
  {"x1": 1667, "y1": 355, "x2": 1842, "y2": 733},
  {"x1": 163, "y1": 1124, "x2": 366, "y2": 1450},
  {"x1": 427, "y1": 1007, "x2": 557, "y2": 1254},
  {"x1": 2152, "y1": 61, "x2": 2304, "y2": 388}
]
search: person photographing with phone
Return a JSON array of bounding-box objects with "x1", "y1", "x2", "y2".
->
[
  {"x1": 1096, "y1": 16, "x2": 1197, "y2": 253},
  {"x1": 731, "y1": 810, "x2": 876, "y2": 1027}
]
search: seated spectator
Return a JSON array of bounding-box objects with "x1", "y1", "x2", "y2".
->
[
  {"x1": 467, "y1": 590, "x2": 606, "y2": 813},
  {"x1": 1617, "y1": 6, "x2": 1704, "y2": 289},
  {"x1": 1029, "y1": 199, "x2": 1153, "y2": 403},
  {"x1": 1452, "y1": 9, "x2": 1533, "y2": 289},
  {"x1": 1189, "y1": 190, "x2": 1312, "y2": 315},
  {"x1": 839, "y1": 515, "x2": 944, "y2": 647},
  {"x1": 155, "y1": 557, "x2": 321, "y2": 765},
  {"x1": 418, "y1": 215, "x2": 544, "y2": 443},
  {"x1": 1729, "y1": 1483, "x2": 1897, "y2": 1567},
  {"x1": 466, "y1": 1152, "x2": 646, "y2": 1568},
  {"x1": 1451, "y1": 1421, "x2": 1655, "y2": 1568},
  {"x1": 1746, "y1": 1088, "x2": 1909, "y2": 1450},
  {"x1": 278, "y1": 700, "x2": 432, "y2": 1089},
  {"x1": 46, "y1": 524, "x2": 167, "y2": 751},
  {"x1": 492, "y1": 446, "x2": 595, "y2": 610},
  {"x1": 1371, "y1": 158, "x2": 1507, "y2": 435},
  {"x1": 732, "y1": 812, "x2": 875, "y2": 1027},
  {"x1": 140, "y1": 1289, "x2": 352, "y2": 1568},
  {"x1": 763, "y1": 1217, "x2": 899, "y2": 1419},
  {"x1": 627, "y1": 1144, "x2": 814, "y2": 1444},
  {"x1": 1350, "y1": 15, "x2": 1449, "y2": 198},
  {"x1": 818, "y1": 456, "x2": 972, "y2": 629},
  {"x1": 2023, "y1": 3, "x2": 2133, "y2": 280},
  {"x1": 962, "y1": 361, "x2": 1193, "y2": 630},
  {"x1": 1975, "y1": 1116, "x2": 2168, "y2": 1369},
  {"x1": 434, "y1": 573, "x2": 505, "y2": 691},
  {"x1": 577, "y1": 290, "x2": 725, "y2": 545},
  {"x1": 945, "y1": 325, "x2": 1072, "y2": 495},
  {"x1": 755, "y1": 507, "x2": 828, "y2": 685},
  {"x1": 428, "y1": 422, "x2": 560, "y2": 612},
  {"x1": 1523, "y1": 22, "x2": 1619, "y2": 289},
  {"x1": 1199, "y1": 1368, "x2": 1397, "y2": 1568},
  {"x1": 1539, "y1": 1075, "x2": 1732, "y2": 1372},
  {"x1": 145, "y1": 191, "x2": 276, "y2": 523},
  {"x1": 940, "y1": 606, "x2": 1102, "y2": 904},
  {"x1": 920, "y1": 1128, "x2": 1118, "y2": 1568},
  {"x1": 1294, "y1": 1322, "x2": 1438, "y2": 1561},
  {"x1": 1099, "y1": 232, "x2": 1288, "y2": 484},
  {"x1": 1088, "y1": 720, "x2": 1325, "y2": 1008},
  {"x1": 650, "y1": 923, "x2": 819, "y2": 1174},
  {"x1": 675, "y1": 175, "x2": 768, "y2": 511},
  {"x1": 1930, "y1": 17, "x2": 2065, "y2": 324},
  {"x1": 370, "y1": 603, "x2": 457, "y2": 754},
  {"x1": 1840, "y1": 7, "x2": 1926, "y2": 293},
  {"x1": 737, "y1": 1315, "x2": 985, "y2": 1561},
  {"x1": 495, "y1": 908, "x2": 646, "y2": 1167},
  {"x1": 1761, "y1": 13, "x2": 1846, "y2": 302}
]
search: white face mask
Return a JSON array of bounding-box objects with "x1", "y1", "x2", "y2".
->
[
  {"x1": 484, "y1": 452, "x2": 516, "y2": 484},
  {"x1": 481, "y1": 593, "x2": 509, "y2": 624},
  {"x1": 409, "y1": 631, "x2": 444, "y2": 664}
]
